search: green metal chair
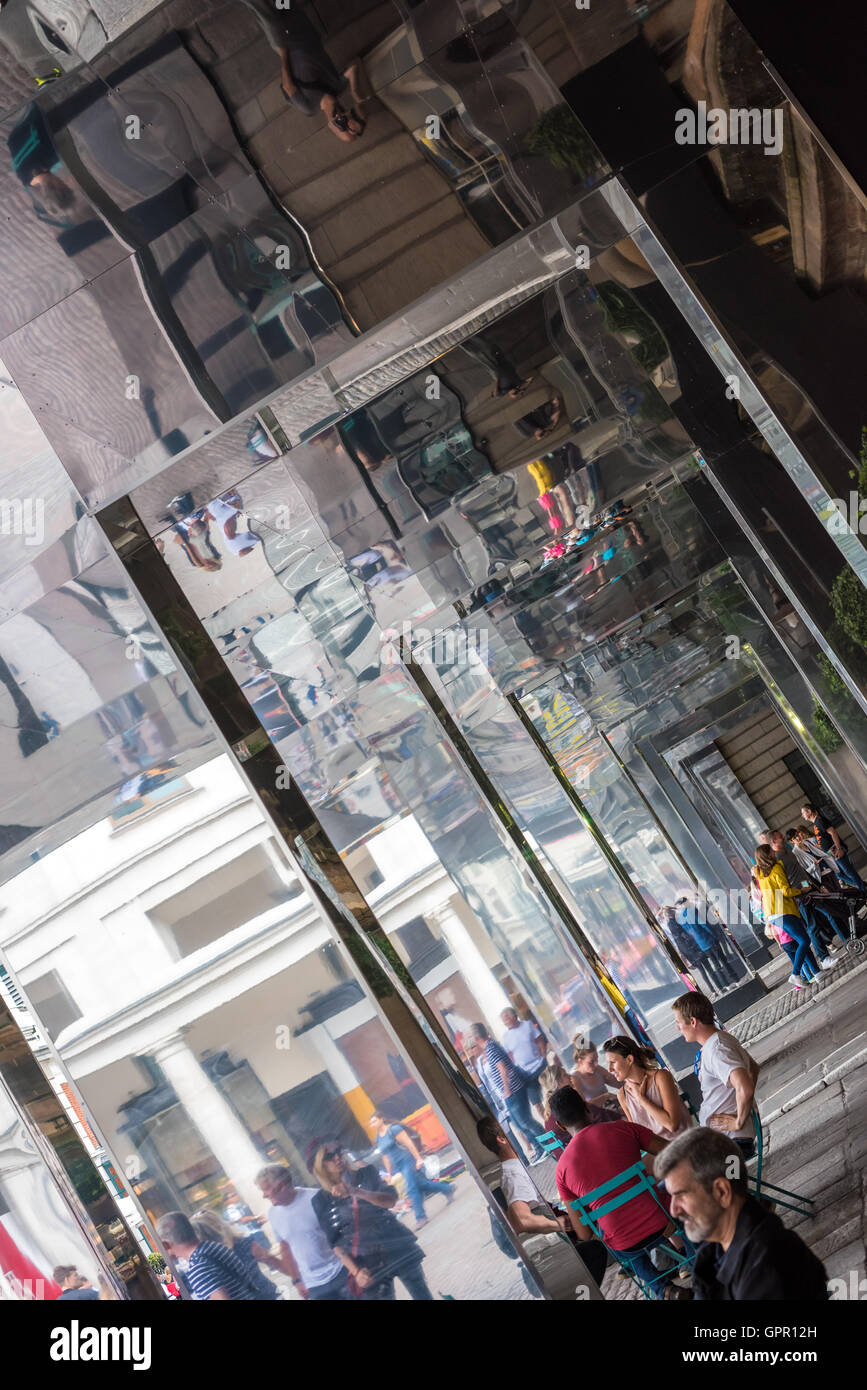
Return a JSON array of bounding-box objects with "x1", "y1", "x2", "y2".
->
[
  {"x1": 569, "y1": 1162, "x2": 696, "y2": 1300},
  {"x1": 749, "y1": 1109, "x2": 814, "y2": 1217}
]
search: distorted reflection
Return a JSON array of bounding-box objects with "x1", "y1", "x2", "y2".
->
[{"x1": 0, "y1": 754, "x2": 542, "y2": 1299}]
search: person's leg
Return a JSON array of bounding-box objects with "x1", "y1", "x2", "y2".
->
[
  {"x1": 833, "y1": 853, "x2": 867, "y2": 890},
  {"x1": 785, "y1": 917, "x2": 819, "y2": 980},
  {"x1": 812, "y1": 902, "x2": 849, "y2": 944},
  {"x1": 398, "y1": 1263, "x2": 434, "y2": 1301},
  {"x1": 779, "y1": 939, "x2": 799, "y2": 973},
  {"x1": 506, "y1": 1087, "x2": 545, "y2": 1159},
  {"x1": 611, "y1": 1238, "x2": 672, "y2": 1299},
  {"x1": 399, "y1": 1159, "x2": 428, "y2": 1222},
  {"x1": 708, "y1": 941, "x2": 739, "y2": 986},
  {"x1": 799, "y1": 902, "x2": 833, "y2": 965},
  {"x1": 363, "y1": 1276, "x2": 396, "y2": 1301}
]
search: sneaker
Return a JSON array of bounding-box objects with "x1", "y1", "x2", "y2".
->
[
  {"x1": 790, "y1": 977, "x2": 803, "y2": 990},
  {"x1": 415, "y1": 1218, "x2": 429, "y2": 1231},
  {"x1": 820, "y1": 956, "x2": 838, "y2": 969},
  {"x1": 856, "y1": 903, "x2": 867, "y2": 919},
  {"x1": 444, "y1": 1184, "x2": 456, "y2": 1204}
]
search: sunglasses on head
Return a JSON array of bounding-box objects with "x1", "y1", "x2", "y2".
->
[{"x1": 601, "y1": 1037, "x2": 633, "y2": 1055}]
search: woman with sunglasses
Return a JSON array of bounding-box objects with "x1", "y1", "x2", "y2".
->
[
  {"x1": 311, "y1": 1142, "x2": 433, "y2": 1300},
  {"x1": 602, "y1": 1036, "x2": 693, "y2": 1140}
]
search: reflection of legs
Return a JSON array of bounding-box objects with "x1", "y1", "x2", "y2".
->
[
  {"x1": 708, "y1": 940, "x2": 739, "y2": 985},
  {"x1": 398, "y1": 1263, "x2": 434, "y2": 1301},
  {"x1": 400, "y1": 1162, "x2": 428, "y2": 1222},
  {"x1": 695, "y1": 950, "x2": 728, "y2": 994},
  {"x1": 506, "y1": 1087, "x2": 544, "y2": 1160}
]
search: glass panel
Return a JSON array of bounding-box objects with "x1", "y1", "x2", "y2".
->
[{"x1": 0, "y1": 752, "x2": 547, "y2": 1300}]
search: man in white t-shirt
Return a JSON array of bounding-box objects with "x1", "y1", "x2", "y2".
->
[
  {"x1": 501, "y1": 1008, "x2": 546, "y2": 1081},
  {"x1": 475, "y1": 1115, "x2": 608, "y2": 1289},
  {"x1": 255, "y1": 1164, "x2": 349, "y2": 1300},
  {"x1": 671, "y1": 992, "x2": 759, "y2": 1157}
]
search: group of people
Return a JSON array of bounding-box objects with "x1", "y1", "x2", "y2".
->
[
  {"x1": 155, "y1": 1109, "x2": 457, "y2": 1302},
  {"x1": 480, "y1": 991, "x2": 829, "y2": 1300},
  {"x1": 752, "y1": 807, "x2": 866, "y2": 989},
  {"x1": 659, "y1": 899, "x2": 742, "y2": 995}
]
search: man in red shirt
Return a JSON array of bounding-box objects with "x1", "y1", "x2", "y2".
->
[{"x1": 550, "y1": 1085, "x2": 692, "y2": 1299}]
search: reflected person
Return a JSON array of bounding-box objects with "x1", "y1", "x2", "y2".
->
[
  {"x1": 312, "y1": 1142, "x2": 433, "y2": 1300},
  {"x1": 243, "y1": 1, "x2": 367, "y2": 141},
  {"x1": 255, "y1": 1164, "x2": 351, "y2": 1300},
  {"x1": 368, "y1": 1111, "x2": 454, "y2": 1229}
]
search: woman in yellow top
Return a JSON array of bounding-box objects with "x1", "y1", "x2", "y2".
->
[{"x1": 754, "y1": 844, "x2": 823, "y2": 987}]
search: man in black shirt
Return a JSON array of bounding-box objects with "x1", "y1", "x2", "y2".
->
[
  {"x1": 801, "y1": 804, "x2": 867, "y2": 891},
  {"x1": 655, "y1": 1128, "x2": 828, "y2": 1300},
  {"x1": 242, "y1": 1, "x2": 367, "y2": 140}
]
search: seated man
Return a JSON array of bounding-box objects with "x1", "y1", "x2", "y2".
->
[
  {"x1": 671, "y1": 992, "x2": 758, "y2": 1157},
  {"x1": 655, "y1": 1127, "x2": 828, "y2": 1300},
  {"x1": 550, "y1": 1085, "x2": 691, "y2": 1299},
  {"x1": 475, "y1": 1114, "x2": 607, "y2": 1289}
]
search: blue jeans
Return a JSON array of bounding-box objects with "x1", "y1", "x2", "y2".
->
[
  {"x1": 398, "y1": 1157, "x2": 449, "y2": 1221},
  {"x1": 505, "y1": 1085, "x2": 544, "y2": 1159},
  {"x1": 771, "y1": 915, "x2": 818, "y2": 980},
  {"x1": 832, "y1": 853, "x2": 866, "y2": 890},
  {"x1": 307, "y1": 1268, "x2": 351, "y2": 1300},
  {"x1": 800, "y1": 898, "x2": 848, "y2": 947},
  {"x1": 369, "y1": 1262, "x2": 433, "y2": 1300},
  {"x1": 612, "y1": 1227, "x2": 695, "y2": 1299}
]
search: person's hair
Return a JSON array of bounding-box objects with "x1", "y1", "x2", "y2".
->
[
  {"x1": 801, "y1": 804, "x2": 817, "y2": 816},
  {"x1": 654, "y1": 1126, "x2": 748, "y2": 1198},
  {"x1": 255, "y1": 1162, "x2": 293, "y2": 1189},
  {"x1": 671, "y1": 991, "x2": 715, "y2": 1027},
  {"x1": 601, "y1": 1034, "x2": 659, "y2": 1070},
  {"x1": 156, "y1": 1211, "x2": 196, "y2": 1246},
  {"x1": 768, "y1": 828, "x2": 785, "y2": 843},
  {"x1": 500, "y1": 1006, "x2": 517, "y2": 1019},
  {"x1": 572, "y1": 1045, "x2": 596, "y2": 1064},
  {"x1": 476, "y1": 1114, "x2": 506, "y2": 1157},
  {"x1": 191, "y1": 1208, "x2": 236, "y2": 1248},
  {"x1": 784, "y1": 828, "x2": 799, "y2": 841},
  {"x1": 548, "y1": 1084, "x2": 589, "y2": 1129},
  {"x1": 571, "y1": 1033, "x2": 597, "y2": 1054},
  {"x1": 757, "y1": 829, "x2": 771, "y2": 845},
  {"x1": 311, "y1": 1142, "x2": 344, "y2": 1189},
  {"x1": 53, "y1": 1265, "x2": 77, "y2": 1285},
  {"x1": 468, "y1": 1022, "x2": 489, "y2": 1040},
  {"x1": 538, "y1": 1060, "x2": 570, "y2": 1113},
  {"x1": 754, "y1": 844, "x2": 777, "y2": 876}
]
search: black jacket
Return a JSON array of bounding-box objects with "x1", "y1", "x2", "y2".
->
[{"x1": 693, "y1": 1197, "x2": 828, "y2": 1300}]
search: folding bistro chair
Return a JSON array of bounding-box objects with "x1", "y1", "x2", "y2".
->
[
  {"x1": 569, "y1": 1161, "x2": 696, "y2": 1300},
  {"x1": 536, "y1": 1130, "x2": 565, "y2": 1158},
  {"x1": 748, "y1": 1109, "x2": 814, "y2": 1217}
]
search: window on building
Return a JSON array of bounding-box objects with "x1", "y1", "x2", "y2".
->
[
  {"x1": 24, "y1": 970, "x2": 82, "y2": 1040},
  {"x1": 150, "y1": 845, "x2": 304, "y2": 958}
]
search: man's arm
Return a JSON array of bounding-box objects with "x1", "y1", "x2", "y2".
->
[
  {"x1": 506, "y1": 1200, "x2": 561, "y2": 1236},
  {"x1": 730, "y1": 1065, "x2": 756, "y2": 1131},
  {"x1": 276, "y1": 1238, "x2": 307, "y2": 1297},
  {"x1": 828, "y1": 824, "x2": 845, "y2": 857},
  {"x1": 496, "y1": 1059, "x2": 513, "y2": 1097}
]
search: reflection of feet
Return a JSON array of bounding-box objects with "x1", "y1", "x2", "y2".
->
[
  {"x1": 444, "y1": 1185, "x2": 456, "y2": 1204},
  {"x1": 415, "y1": 1218, "x2": 429, "y2": 1230}
]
